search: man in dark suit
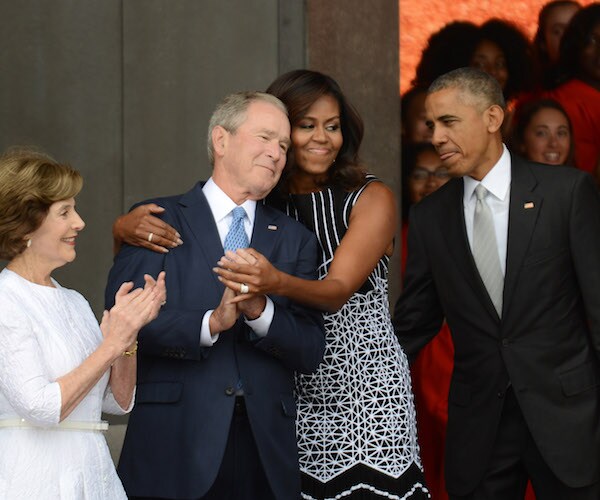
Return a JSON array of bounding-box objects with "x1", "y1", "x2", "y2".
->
[
  {"x1": 105, "y1": 91, "x2": 325, "y2": 500},
  {"x1": 394, "y1": 67, "x2": 600, "y2": 499}
]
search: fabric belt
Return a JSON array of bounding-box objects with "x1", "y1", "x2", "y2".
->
[{"x1": 0, "y1": 418, "x2": 109, "y2": 432}]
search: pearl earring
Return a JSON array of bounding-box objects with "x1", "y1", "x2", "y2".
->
[{"x1": 26, "y1": 239, "x2": 32, "y2": 248}]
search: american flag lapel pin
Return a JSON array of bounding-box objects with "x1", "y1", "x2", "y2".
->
[
  {"x1": 268, "y1": 225, "x2": 278, "y2": 231},
  {"x1": 523, "y1": 202, "x2": 535, "y2": 209}
]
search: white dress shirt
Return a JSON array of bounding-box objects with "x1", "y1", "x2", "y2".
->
[
  {"x1": 463, "y1": 144, "x2": 511, "y2": 276},
  {"x1": 199, "y1": 178, "x2": 274, "y2": 346}
]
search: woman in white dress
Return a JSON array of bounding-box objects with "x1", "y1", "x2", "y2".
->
[{"x1": 0, "y1": 148, "x2": 166, "y2": 499}]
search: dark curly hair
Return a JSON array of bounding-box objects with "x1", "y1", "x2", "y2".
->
[
  {"x1": 413, "y1": 21, "x2": 480, "y2": 88},
  {"x1": 555, "y1": 3, "x2": 600, "y2": 86},
  {"x1": 414, "y1": 20, "x2": 534, "y2": 101},
  {"x1": 472, "y1": 19, "x2": 536, "y2": 100},
  {"x1": 266, "y1": 69, "x2": 366, "y2": 193}
]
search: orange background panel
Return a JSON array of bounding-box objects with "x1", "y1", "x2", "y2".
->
[{"x1": 399, "y1": 0, "x2": 595, "y2": 94}]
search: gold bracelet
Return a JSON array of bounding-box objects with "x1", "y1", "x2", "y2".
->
[{"x1": 122, "y1": 341, "x2": 138, "y2": 357}]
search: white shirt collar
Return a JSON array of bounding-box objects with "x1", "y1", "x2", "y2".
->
[
  {"x1": 202, "y1": 177, "x2": 257, "y2": 225},
  {"x1": 463, "y1": 144, "x2": 511, "y2": 205}
]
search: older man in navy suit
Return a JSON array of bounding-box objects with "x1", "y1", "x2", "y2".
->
[
  {"x1": 106, "y1": 91, "x2": 325, "y2": 500},
  {"x1": 394, "y1": 68, "x2": 600, "y2": 499}
]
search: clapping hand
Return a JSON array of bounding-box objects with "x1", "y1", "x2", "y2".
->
[{"x1": 100, "y1": 271, "x2": 166, "y2": 354}]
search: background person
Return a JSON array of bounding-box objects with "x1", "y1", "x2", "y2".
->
[
  {"x1": 402, "y1": 86, "x2": 433, "y2": 144},
  {"x1": 510, "y1": 98, "x2": 574, "y2": 165},
  {"x1": 0, "y1": 148, "x2": 165, "y2": 499},
  {"x1": 469, "y1": 19, "x2": 536, "y2": 138},
  {"x1": 545, "y1": 2, "x2": 600, "y2": 180},
  {"x1": 532, "y1": 0, "x2": 581, "y2": 89}
]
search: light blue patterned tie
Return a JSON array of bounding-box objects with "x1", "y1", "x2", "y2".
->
[
  {"x1": 223, "y1": 206, "x2": 249, "y2": 394},
  {"x1": 223, "y1": 206, "x2": 249, "y2": 252}
]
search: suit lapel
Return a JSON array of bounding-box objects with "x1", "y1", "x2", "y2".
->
[
  {"x1": 503, "y1": 156, "x2": 542, "y2": 315},
  {"x1": 438, "y1": 179, "x2": 498, "y2": 316},
  {"x1": 179, "y1": 183, "x2": 224, "y2": 289}
]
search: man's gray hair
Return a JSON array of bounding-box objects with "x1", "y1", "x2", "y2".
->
[
  {"x1": 429, "y1": 67, "x2": 506, "y2": 111},
  {"x1": 207, "y1": 91, "x2": 288, "y2": 165}
]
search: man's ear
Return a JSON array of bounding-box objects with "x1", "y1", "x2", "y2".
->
[
  {"x1": 212, "y1": 125, "x2": 228, "y2": 158},
  {"x1": 485, "y1": 105, "x2": 504, "y2": 134}
]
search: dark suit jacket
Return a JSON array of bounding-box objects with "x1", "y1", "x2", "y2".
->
[
  {"x1": 394, "y1": 155, "x2": 600, "y2": 495},
  {"x1": 105, "y1": 182, "x2": 325, "y2": 500}
]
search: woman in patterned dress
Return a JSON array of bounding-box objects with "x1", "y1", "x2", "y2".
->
[
  {"x1": 219, "y1": 70, "x2": 428, "y2": 499},
  {"x1": 113, "y1": 70, "x2": 429, "y2": 499}
]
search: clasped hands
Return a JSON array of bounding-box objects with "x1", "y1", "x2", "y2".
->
[
  {"x1": 209, "y1": 249, "x2": 280, "y2": 333},
  {"x1": 214, "y1": 248, "x2": 281, "y2": 302}
]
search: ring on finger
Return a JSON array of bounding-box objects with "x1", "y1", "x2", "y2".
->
[
  {"x1": 240, "y1": 283, "x2": 249, "y2": 294},
  {"x1": 148, "y1": 232, "x2": 154, "y2": 243}
]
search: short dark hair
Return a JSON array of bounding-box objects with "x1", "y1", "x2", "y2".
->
[
  {"x1": 266, "y1": 69, "x2": 366, "y2": 192},
  {"x1": 0, "y1": 147, "x2": 83, "y2": 260},
  {"x1": 429, "y1": 67, "x2": 506, "y2": 110}
]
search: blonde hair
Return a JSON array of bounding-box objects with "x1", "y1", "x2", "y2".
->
[{"x1": 0, "y1": 147, "x2": 83, "y2": 260}]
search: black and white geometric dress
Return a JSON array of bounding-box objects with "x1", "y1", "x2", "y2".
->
[{"x1": 283, "y1": 176, "x2": 430, "y2": 499}]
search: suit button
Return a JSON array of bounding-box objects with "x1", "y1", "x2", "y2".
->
[
  {"x1": 497, "y1": 391, "x2": 505, "y2": 398},
  {"x1": 225, "y1": 387, "x2": 235, "y2": 396},
  {"x1": 501, "y1": 338, "x2": 510, "y2": 347}
]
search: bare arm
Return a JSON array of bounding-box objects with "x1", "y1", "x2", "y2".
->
[
  {"x1": 113, "y1": 204, "x2": 182, "y2": 254},
  {"x1": 58, "y1": 273, "x2": 165, "y2": 419},
  {"x1": 215, "y1": 182, "x2": 397, "y2": 312}
]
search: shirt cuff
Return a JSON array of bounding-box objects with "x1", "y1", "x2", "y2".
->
[
  {"x1": 201, "y1": 310, "x2": 220, "y2": 346},
  {"x1": 244, "y1": 296, "x2": 274, "y2": 338}
]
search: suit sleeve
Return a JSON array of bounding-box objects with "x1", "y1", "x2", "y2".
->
[
  {"x1": 568, "y1": 173, "x2": 600, "y2": 361},
  {"x1": 253, "y1": 231, "x2": 326, "y2": 374},
  {"x1": 105, "y1": 200, "x2": 214, "y2": 361},
  {"x1": 393, "y1": 207, "x2": 445, "y2": 362}
]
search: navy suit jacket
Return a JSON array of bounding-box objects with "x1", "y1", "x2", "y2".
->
[
  {"x1": 394, "y1": 155, "x2": 600, "y2": 495},
  {"x1": 105, "y1": 182, "x2": 325, "y2": 499}
]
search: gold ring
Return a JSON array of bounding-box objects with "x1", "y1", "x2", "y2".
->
[
  {"x1": 240, "y1": 283, "x2": 249, "y2": 294},
  {"x1": 148, "y1": 232, "x2": 154, "y2": 242}
]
